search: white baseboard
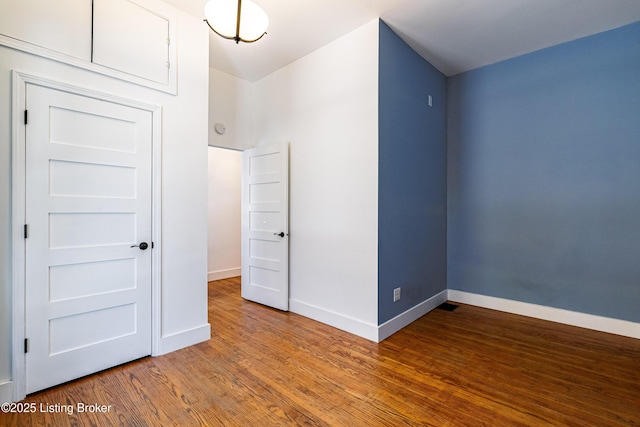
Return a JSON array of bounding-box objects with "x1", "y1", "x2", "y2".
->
[
  {"x1": 291, "y1": 291, "x2": 449, "y2": 343},
  {"x1": 378, "y1": 290, "x2": 448, "y2": 341},
  {"x1": 448, "y1": 290, "x2": 640, "y2": 340},
  {"x1": 0, "y1": 380, "x2": 13, "y2": 403},
  {"x1": 208, "y1": 268, "x2": 241, "y2": 282},
  {"x1": 158, "y1": 323, "x2": 211, "y2": 355},
  {"x1": 290, "y1": 299, "x2": 379, "y2": 342}
]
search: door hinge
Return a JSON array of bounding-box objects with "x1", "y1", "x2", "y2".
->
[
  {"x1": 166, "y1": 61, "x2": 170, "y2": 69},
  {"x1": 24, "y1": 224, "x2": 28, "y2": 239},
  {"x1": 24, "y1": 338, "x2": 29, "y2": 354},
  {"x1": 167, "y1": 37, "x2": 171, "y2": 45},
  {"x1": 24, "y1": 109, "x2": 28, "y2": 125}
]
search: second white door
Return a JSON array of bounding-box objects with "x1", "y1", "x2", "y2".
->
[{"x1": 241, "y1": 143, "x2": 289, "y2": 311}]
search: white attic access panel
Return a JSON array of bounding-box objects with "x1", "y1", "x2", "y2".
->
[
  {"x1": 0, "y1": 0, "x2": 92, "y2": 60},
  {"x1": 93, "y1": 0, "x2": 174, "y2": 86}
]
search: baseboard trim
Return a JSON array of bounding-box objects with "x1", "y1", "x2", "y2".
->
[
  {"x1": 290, "y1": 292, "x2": 449, "y2": 343},
  {"x1": 207, "y1": 268, "x2": 241, "y2": 282},
  {"x1": 378, "y1": 290, "x2": 448, "y2": 342},
  {"x1": 0, "y1": 380, "x2": 13, "y2": 403},
  {"x1": 290, "y1": 299, "x2": 378, "y2": 342},
  {"x1": 158, "y1": 323, "x2": 211, "y2": 355},
  {"x1": 447, "y1": 290, "x2": 640, "y2": 340}
]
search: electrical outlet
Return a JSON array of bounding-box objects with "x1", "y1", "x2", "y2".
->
[{"x1": 393, "y1": 287, "x2": 401, "y2": 302}]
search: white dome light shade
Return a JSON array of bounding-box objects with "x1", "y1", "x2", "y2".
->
[
  {"x1": 204, "y1": 0, "x2": 269, "y2": 43},
  {"x1": 238, "y1": 0, "x2": 269, "y2": 41}
]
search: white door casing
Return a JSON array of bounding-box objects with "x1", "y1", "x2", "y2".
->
[
  {"x1": 241, "y1": 143, "x2": 289, "y2": 311},
  {"x1": 14, "y1": 76, "x2": 159, "y2": 396}
]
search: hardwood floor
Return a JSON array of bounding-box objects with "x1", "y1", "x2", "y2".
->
[{"x1": 3, "y1": 277, "x2": 639, "y2": 426}]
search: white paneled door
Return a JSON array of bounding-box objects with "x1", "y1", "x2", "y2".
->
[
  {"x1": 241, "y1": 143, "x2": 289, "y2": 311},
  {"x1": 25, "y1": 84, "x2": 153, "y2": 394}
]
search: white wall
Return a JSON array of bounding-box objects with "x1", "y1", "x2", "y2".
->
[
  {"x1": 156, "y1": 10, "x2": 210, "y2": 353},
  {"x1": 209, "y1": 67, "x2": 254, "y2": 150},
  {"x1": 0, "y1": 4, "x2": 210, "y2": 396},
  {"x1": 207, "y1": 147, "x2": 242, "y2": 281},
  {"x1": 252, "y1": 20, "x2": 380, "y2": 339}
]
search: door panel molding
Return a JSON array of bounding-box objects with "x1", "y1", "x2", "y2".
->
[{"x1": 10, "y1": 71, "x2": 162, "y2": 401}]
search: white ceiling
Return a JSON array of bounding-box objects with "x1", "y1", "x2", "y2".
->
[{"x1": 164, "y1": 0, "x2": 640, "y2": 82}]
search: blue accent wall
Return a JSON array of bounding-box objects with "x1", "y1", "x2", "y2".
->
[
  {"x1": 447, "y1": 22, "x2": 640, "y2": 322},
  {"x1": 378, "y1": 21, "x2": 447, "y2": 324}
]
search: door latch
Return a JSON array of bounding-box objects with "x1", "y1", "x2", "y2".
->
[{"x1": 131, "y1": 242, "x2": 149, "y2": 250}]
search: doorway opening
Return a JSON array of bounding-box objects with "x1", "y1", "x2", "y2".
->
[
  {"x1": 207, "y1": 142, "x2": 290, "y2": 311},
  {"x1": 207, "y1": 146, "x2": 242, "y2": 283}
]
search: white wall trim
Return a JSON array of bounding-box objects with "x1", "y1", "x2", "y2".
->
[
  {"x1": 290, "y1": 299, "x2": 379, "y2": 342},
  {"x1": 150, "y1": 102, "x2": 163, "y2": 357},
  {"x1": 11, "y1": 71, "x2": 163, "y2": 402},
  {"x1": 10, "y1": 70, "x2": 27, "y2": 403},
  {"x1": 378, "y1": 290, "x2": 448, "y2": 342},
  {"x1": 159, "y1": 324, "x2": 211, "y2": 355},
  {"x1": 0, "y1": 381, "x2": 12, "y2": 404},
  {"x1": 207, "y1": 268, "x2": 241, "y2": 282},
  {"x1": 448, "y1": 290, "x2": 640, "y2": 340},
  {"x1": 291, "y1": 291, "x2": 449, "y2": 343}
]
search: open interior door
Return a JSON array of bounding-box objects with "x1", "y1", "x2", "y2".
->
[{"x1": 241, "y1": 142, "x2": 289, "y2": 311}]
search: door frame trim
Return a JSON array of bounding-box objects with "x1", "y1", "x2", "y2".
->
[{"x1": 10, "y1": 71, "x2": 163, "y2": 401}]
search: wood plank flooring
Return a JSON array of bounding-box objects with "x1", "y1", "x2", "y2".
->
[{"x1": 2, "y1": 277, "x2": 639, "y2": 426}]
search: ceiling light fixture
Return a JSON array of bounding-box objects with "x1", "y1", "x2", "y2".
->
[{"x1": 204, "y1": 0, "x2": 269, "y2": 44}]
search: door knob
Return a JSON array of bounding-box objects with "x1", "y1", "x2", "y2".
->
[
  {"x1": 274, "y1": 232, "x2": 285, "y2": 238},
  {"x1": 131, "y1": 242, "x2": 149, "y2": 250}
]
